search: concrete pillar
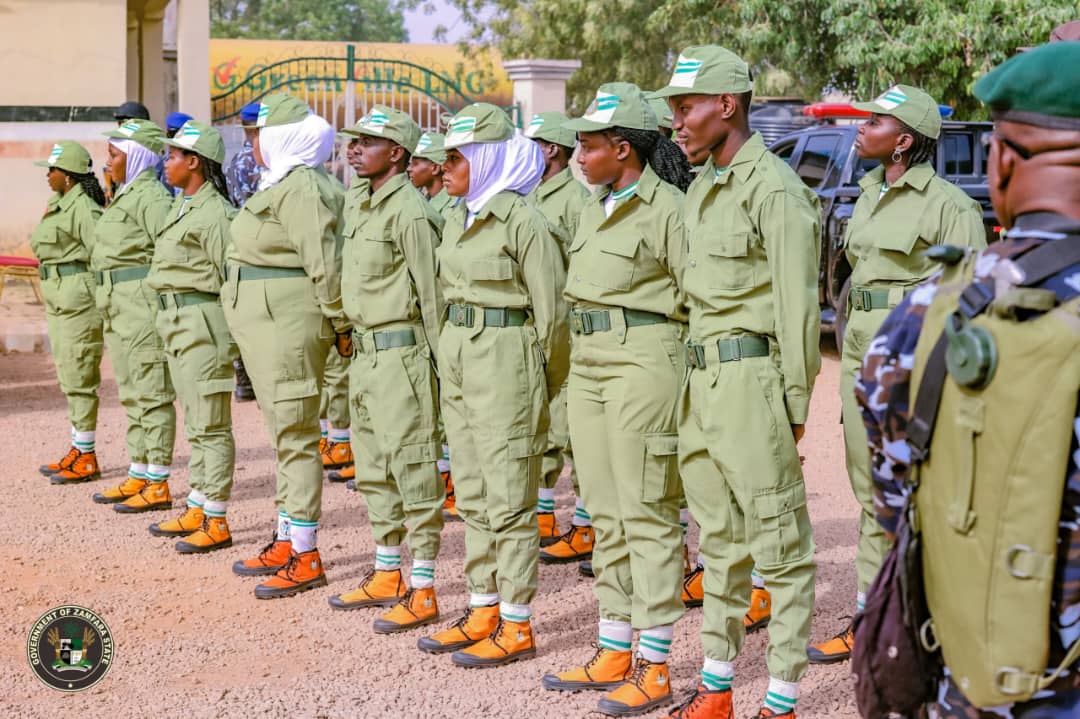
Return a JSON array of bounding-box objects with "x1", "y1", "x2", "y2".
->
[
  {"x1": 176, "y1": 0, "x2": 210, "y2": 122},
  {"x1": 501, "y1": 59, "x2": 582, "y2": 125},
  {"x1": 126, "y1": 0, "x2": 170, "y2": 123}
]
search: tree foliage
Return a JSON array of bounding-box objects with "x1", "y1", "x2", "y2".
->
[{"x1": 210, "y1": 0, "x2": 410, "y2": 43}]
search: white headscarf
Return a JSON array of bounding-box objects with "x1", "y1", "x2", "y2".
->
[
  {"x1": 108, "y1": 138, "x2": 159, "y2": 194},
  {"x1": 257, "y1": 113, "x2": 335, "y2": 190},
  {"x1": 460, "y1": 132, "x2": 545, "y2": 215}
]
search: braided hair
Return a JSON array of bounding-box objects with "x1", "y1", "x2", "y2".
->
[
  {"x1": 62, "y1": 167, "x2": 106, "y2": 207},
  {"x1": 898, "y1": 120, "x2": 937, "y2": 167},
  {"x1": 183, "y1": 151, "x2": 235, "y2": 207},
  {"x1": 603, "y1": 126, "x2": 694, "y2": 192}
]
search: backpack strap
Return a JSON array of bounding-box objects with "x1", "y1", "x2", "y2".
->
[
  {"x1": 996, "y1": 638, "x2": 1080, "y2": 697},
  {"x1": 1013, "y1": 237, "x2": 1080, "y2": 286}
]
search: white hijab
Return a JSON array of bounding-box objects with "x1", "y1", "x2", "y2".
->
[
  {"x1": 257, "y1": 113, "x2": 335, "y2": 190},
  {"x1": 108, "y1": 138, "x2": 159, "y2": 195},
  {"x1": 460, "y1": 132, "x2": 545, "y2": 215}
]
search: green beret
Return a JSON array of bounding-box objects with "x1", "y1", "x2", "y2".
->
[
  {"x1": 564, "y1": 82, "x2": 658, "y2": 133},
  {"x1": 339, "y1": 104, "x2": 422, "y2": 154},
  {"x1": 443, "y1": 103, "x2": 514, "y2": 150},
  {"x1": 524, "y1": 112, "x2": 576, "y2": 148},
  {"x1": 254, "y1": 93, "x2": 311, "y2": 128},
  {"x1": 34, "y1": 140, "x2": 92, "y2": 174},
  {"x1": 162, "y1": 120, "x2": 226, "y2": 165},
  {"x1": 974, "y1": 41, "x2": 1080, "y2": 129},
  {"x1": 102, "y1": 118, "x2": 165, "y2": 153}
]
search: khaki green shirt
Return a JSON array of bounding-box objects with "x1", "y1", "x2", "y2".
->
[
  {"x1": 146, "y1": 183, "x2": 235, "y2": 295},
  {"x1": 438, "y1": 191, "x2": 570, "y2": 390},
  {"x1": 342, "y1": 177, "x2": 371, "y2": 237},
  {"x1": 343, "y1": 173, "x2": 444, "y2": 359},
  {"x1": 528, "y1": 167, "x2": 589, "y2": 260},
  {"x1": 682, "y1": 133, "x2": 822, "y2": 424},
  {"x1": 845, "y1": 164, "x2": 986, "y2": 288},
  {"x1": 91, "y1": 169, "x2": 171, "y2": 271},
  {"x1": 30, "y1": 184, "x2": 101, "y2": 265},
  {"x1": 229, "y1": 166, "x2": 349, "y2": 332},
  {"x1": 429, "y1": 188, "x2": 455, "y2": 221},
  {"x1": 565, "y1": 165, "x2": 687, "y2": 322}
]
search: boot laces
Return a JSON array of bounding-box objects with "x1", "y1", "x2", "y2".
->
[
  {"x1": 279, "y1": 552, "x2": 301, "y2": 580},
  {"x1": 60, "y1": 446, "x2": 80, "y2": 467},
  {"x1": 672, "y1": 685, "x2": 714, "y2": 717},
  {"x1": 257, "y1": 533, "x2": 283, "y2": 560},
  {"x1": 625, "y1": 657, "x2": 654, "y2": 693}
]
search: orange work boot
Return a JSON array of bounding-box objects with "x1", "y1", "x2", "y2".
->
[
  {"x1": 417, "y1": 604, "x2": 500, "y2": 654},
  {"x1": 682, "y1": 565, "x2": 704, "y2": 608},
  {"x1": 175, "y1": 516, "x2": 233, "y2": 554},
  {"x1": 254, "y1": 549, "x2": 327, "y2": 599},
  {"x1": 442, "y1": 472, "x2": 462, "y2": 521},
  {"x1": 666, "y1": 686, "x2": 734, "y2": 719},
  {"x1": 328, "y1": 464, "x2": 355, "y2": 483},
  {"x1": 542, "y1": 645, "x2": 633, "y2": 691},
  {"x1": 92, "y1": 474, "x2": 147, "y2": 504},
  {"x1": 373, "y1": 587, "x2": 439, "y2": 634},
  {"x1": 322, "y1": 440, "x2": 353, "y2": 470},
  {"x1": 149, "y1": 506, "x2": 205, "y2": 537},
  {"x1": 807, "y1": 619, "x2": 853, "y2": 664},
  {"x1": 318, "y1": 436, "x2": 328, "y2": 457},
  {"x1": 232, "y1": 534, "x2": 292, "y2": 576},
  {"x1": 451, "y1": 617, "x2": 536, "y2": 667},
  {"x1": 539, "y1": 525, "x2": 594, "y2": 564},
  {"x1": 754, "y1": 708, "x2": 796, "y2": 718},
  {"x1": 744, "y1": 587, "x2": 772, "y2": 633},
  {"x1": 39, "y1": 446, "x2": 79, "y2": 476},
  {"x1": 538, "y1": 512, "x2": 561, "y2": 547},
  {"x1": 113, "y1": 480, "x2": 171, "y2": 513},
  {"x1": 596, "y1": 658, "x2": 673, "y2": 716},
  {"x1": 49, "y1": 450, "x2": 101, "y2": 485},
  {"x1": 327, "y1": 568, "x2": 404, "y2": 610}
]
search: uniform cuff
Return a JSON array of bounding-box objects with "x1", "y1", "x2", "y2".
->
[
  {"x1": 330, "y1": 318, "x2": 351, "y2": 334},
  {"x1": 785, "y1": 390, "x2": 810, "y2": 426}
]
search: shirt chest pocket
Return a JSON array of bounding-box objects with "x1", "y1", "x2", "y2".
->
[
  {"x1": 240, "y1": 193, "x2": 280, "y2": 248},
  {"x1": 467, "y1": 255, "x2": 515, "y2": 283},
  {"x1": 35, "y1": 212, "x2": 72, "y2": 246},
  {"x1": 706, "y1": 231, "x2": 756, "y2": 290},
  {"x1": 592, "y1": 233, "x2": 639, "y2": 291},
  {"x1": 352, "y1": 229, "x2": 396, "y2": 277},
  {"x1": 875, "y1": 226, "x2": 922, "y2": 256}
]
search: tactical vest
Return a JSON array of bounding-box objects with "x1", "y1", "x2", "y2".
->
[{"x1": 908, "y1": 240, "x2": 1080, "y2": 707}]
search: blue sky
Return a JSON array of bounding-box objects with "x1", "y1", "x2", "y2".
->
[{"x1": 402, "y1": 0, "x2": 469, "y2": 44}]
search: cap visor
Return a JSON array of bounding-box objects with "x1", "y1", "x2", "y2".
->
[
  {"x1": 101, "y1": 129, "x2": 126, "y2": 139},
  {"x1": 851, "y1": 101, "x2": 886, "y2": 114},
  {"x1": 647, "y1": 86, "x2": 699, "y2": 99},
  {"x1": 32, "y1": 160, "x2": 51, "y2": 167},
  {"x1": 562, "y1": 118, "x2": 613, "y2": 132}
]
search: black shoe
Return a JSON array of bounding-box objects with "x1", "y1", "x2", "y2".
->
[
  {"x1": 578, "y1": 560, "x2": 594, "y2": 577},
  {"x1": 234, "y1": 359, "x2": 256, "y2": 402}
]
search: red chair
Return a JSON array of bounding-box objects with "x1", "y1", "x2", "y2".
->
[{"x1": 0, "y1": 255, "x2": 43, "y2": 304}]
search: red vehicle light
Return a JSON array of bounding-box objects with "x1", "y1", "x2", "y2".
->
[{"x1": 802, "y1": 103, "x2": 871, "y2": 119}]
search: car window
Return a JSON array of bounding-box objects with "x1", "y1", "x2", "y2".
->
[
  {"x1": 941, "y1": 132, "x2": 975, "y2": 176},
  {"x1": 794, "y1": 134, "x2": 841, "y2": 188},
  {"x1": 772, "y1": 139, "x2": 797, "y2": 165}
]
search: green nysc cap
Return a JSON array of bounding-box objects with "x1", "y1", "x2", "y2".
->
[
  {"x1": 254, "y1": 93, "x2": 311, "y2": 128},
  {"x1": 339, "y1": 105, "x2": 422, "y2": 153},
  {"x1": 648, "y1": 96, "x2": 673, "y2": 129},
  {"x1": 162, "y1": 121, "x2": 226, "y2": 165},
  {"x1": 974, "y1": 41, "x2": 1080, "y2": 130},
  {"x1": 102, "y1": 118, "x2": 165, "y2": 153},
  {"x1": 524, "y1": 112, "x2": 576, "y2": 148},
  {"x1": 853, "y1": 84, "x2": 942, "y2": 140},
  {"x1": 443, "y1": 103, "x2": 515, "y2": 150},
  {"x1": 34, "y1": 140, "x2": 92, "y2": 175},
  {"x1": 649, "y1": 46, "x2": 753, "y2": 99},
  {"x1": 413, "y1": 132, "x2": 448, "y2": 164},
  {"x1": 564, "y1": 83, "x2": 658, "y2": 133}
]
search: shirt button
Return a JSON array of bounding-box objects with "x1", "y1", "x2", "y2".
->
[
  {"x1": 575, "y1": 276, "x2": 581, "y2": 281},
  {"x1": 690, "y1": 260, "x2": 697, "y2": 268}
]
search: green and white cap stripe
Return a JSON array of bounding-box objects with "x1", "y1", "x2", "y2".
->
[
  {"x1": 525, "y1": 114, "x2": 546, "y2": 134},
  {"x1": 851, "y1": 83, "x2": 942, "y2": 139},
  {"x1": 446, "y1": 115, "x2": 477, "y2": 146},
  {"x1": 671, "y1": 55, "x2": 705, "y2": 88},
  {"x1": 584, "y1": 92, "x2": 620, "y2": 124},
  {"x1": 362, "y1": 111, "x2": 389, "y2": 133},
  {"x1": 872, "y1": 86, "x2": 910, "y2": 111},
  {"x1": 256, "y1": 103, "x2": 271, "y2": 127},
  {"x1": 173, "y1": 124, "x2": 202, "y2": 149},
  {"x1": 416, "y1": 133, "x2": 434, "y2": 151},
  {"x1": 47, "y1": 144, "x2": 64, "y2": 164},
  {"x1": 117, "y1": 121, "x2": 141, "y2": 137},
  {"x1": 442, "y1": 103, "x2": 515, "y2": 149}
]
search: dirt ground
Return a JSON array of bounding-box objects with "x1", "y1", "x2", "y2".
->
[{"x1": 0, "y1": 335, "x2": 861, "y2": 719}]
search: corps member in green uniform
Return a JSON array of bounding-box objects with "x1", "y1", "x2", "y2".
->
[
  {"x1": 32, "y1": 142, "x2": 107, "y2": 484},
  {"x1": 416, "y1": 104, "x2": 569, "y2": 667},
  {"x1": 541, "y1": 83, "x2": 694, "y2": 717},
  {"x1": 223, "y1": 94, "x2": 351, "y2": 599},
  {"x1": 144, "y1": 121, "x2": 240, "y2": 554},
  {"x1": 653, "y1": 46, "x2": 821, "y2": 719},
  {"x1": 88, "y1": 119, "x2": 178, "y2": 513},
  {"x1": 807, "y1": 85, "x2": 986, "y2": 665}
]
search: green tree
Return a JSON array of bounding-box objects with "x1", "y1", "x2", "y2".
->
[{"x1": 211, "y1": 0, "x2": 410, "y2": 43}]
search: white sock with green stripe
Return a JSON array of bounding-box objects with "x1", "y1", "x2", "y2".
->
[
  {"x1": 499, "y1": 601, "x2": 531, "y2": 624},
  {"x1": 537, "y1": 487, "x2": 555, "y2": 514},
  {"x1": 856, "y1": 591, "x2": 866, "y2": 613},
  {"x1": 374, "y1": 544, "x2": 402, "y2": 572},
  {"x1": 319, "y1": 419, "x2": 329, "y2": 438},
  {"x1": 637, "y1": 625, "x2": 673, "y2": 663},
  {"x1": 204, "y1": 500, "x2": 227, "y2": 518},
  {"x1": 751, "y1": 568, "x2": 766, "y2": 589},
  {"x1": 72, "y1": 428, "x2": 95, "y2": 453},
  {"x1": 329, "y1": 427, "x2": 349, "y2": 443},
  {"x1": 470, "y1": 592, "x2": 498, "y2": 607},
  {"x1": 130, "y1": 462, "x2": 148, "y2": 480},
  {"x1": 411, "y1": 559, "x2": 435, "y2": 589},
  {"x1": 680, "y1": 507, "x2": 690, "y2": 540},
  {"x1": 598, "y1": 618, "x2": 632, "y2": 654},
  {"x1": 146, "y1": 464, "x2": 170, "y2": 483},
  {"x1": 764, "y1": 678, "x2": 798, "y2": 715},
  {"x1": 276, "y1": 511, "x2": 291, "y2": 541},
  {"x1": 186, "y1": 489, "x2": 207, "y2": 510},
  {"x1": 572, "y1": 496, "x2": 591, "y2": 527},
  {"x1": 701, "y1": 658, "x2": 734, "y2": 692},
  {"x1": 290, "y1": 519, "x2": 318, "y2": 552}
]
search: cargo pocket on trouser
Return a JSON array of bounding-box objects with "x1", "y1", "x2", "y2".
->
[
  {"x1": 398, "y1": 439, "x2": 442, "y2": 509},
  {"x1": 505, "y1": 433, "x2": 544, "y2": 511},
  {"x1": 641, "y1": 433, "x2": 680, "y2": 503},
  {"x1": 196, "y1": 378, "x2": 235, "y2": 431},
  {"x1": 273, "y1": 378, "x2": 320, "y2": 431},
  {"x1": 135, "y1": 349, "x2": 172, "y2": 402},
  {"x1": 752, "y1": 481, "x2": 814, "y2": 568}
]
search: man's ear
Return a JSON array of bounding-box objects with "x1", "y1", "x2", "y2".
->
[
  {"x1": 718, "y1": 94, "x2": 739, "y2": 121},
  {"x1": 390, "y1": 145, "x2": 407, "y2": 165},
  {"x1": 544, "y1": 141, "x2": 560, "y2": 161},
  {"x1": 990, "y1": 136, "x2": 1015, "y2": 194}
]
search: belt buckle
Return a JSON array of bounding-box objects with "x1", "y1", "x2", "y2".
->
[
  {"x1": 850, "y1": 290, "x2": 863, "y2": 311},
  {"x1": 577, "y1": 312, "x2": 593, "y2": 335},
  {"x1": 452, "y1": 305, "x2": 473, "y2": 327},
  {"x1": 157, "y1": 295, "x2": 167, "y2": 311},
  {"x1": 569, "y1": 311, "x2": 583, "y2": 334},
  {"x1": 686, "y1": 343, "x2": 706, "y2": 369}
]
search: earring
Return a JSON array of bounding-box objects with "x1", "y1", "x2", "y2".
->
[{"x1": 891, "y1": 148, "x2": 904, "y2": 164}]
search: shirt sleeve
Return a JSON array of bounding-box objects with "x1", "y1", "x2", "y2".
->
[
  {"x1": 74, "y1": 201, "x2": 102, "y2": 256},
  {"x1": 943, "y1": 199, "x2": 989, "y2": 252},
  {"x1": 517, "y1": 210, "x2": 570, "y2": 395},
  {"x1": 400, "y1": 215, "x2": 444, "y2": 362},
  {"x1": 205, "y1": 211, "x2": 232, "y2": 284},
  {"x1": 140, "y1": 187, "x2": 171, "y2": 244}
]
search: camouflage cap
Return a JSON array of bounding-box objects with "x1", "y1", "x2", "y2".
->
[
  {"x1": 648, "y1": 96, "x2": 673, "y2": 129},
  {"x1": 442, "y1": 103, "x2": 515, "y2": 150},
  {"x1": 162, "y1": 120, "x2": 226, "y2": 165},
  {"x1": 649, "y1": 45, "x2": 753, "y2": 98},
  {"x1": 564, "y1": 83, "x2": 658, "y2": 133},
  {"x1": 853, "y1": 84, "x2": 942, "y2": 139},
  {"x1": 339, "y1": 105, "x2": 422, "y2": 153},
  {"x1": 524, "y1": 112, "x2": 576, "y2": 148},
  {"x1": 253, "y1": 93, "x2": 311, "y2": 128},
  {"x1": 974, "y1": 41, "x2": 1080, "y2": 130},
  {"x1": 34, "y1": 140, "x2": 93, "y2": 175},
  {"x1": 413, "y1": 132, "x2": 448, "y2": 164},
  {"x1": 102, "y1": 118, "x2": 165, "y2": 153}
]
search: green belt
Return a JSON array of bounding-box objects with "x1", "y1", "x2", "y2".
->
[
  {"x1": 849, "y1": 286, "x2": 894, "y2": 311},
  {"x1": 95, "y1": 264, "x2": 150, "y2": 285},
  {"x1": 157, "y1": 291, "x2": 219, "y2": 310},
  {"x1": 232, "y1": 265, "x2": 307, "y2": 281},
  {"x1": 39, "y1": 261, "x2": 89, "y2": 280},
  {"x1": 447, "y1": 304, "x2": 528, "y2": 328},
  {"x1": 353, "y1": 327, "x2": 416, "y2": 353},
  {"x1": 569, "y1": 307, "x2": 668, "y2": 335},
  {"x1": 686, "y1": 335, "x2": 770, "y2": 369}
]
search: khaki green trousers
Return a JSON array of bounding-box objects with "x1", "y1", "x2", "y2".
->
[
  {"x1": 569, "y1": 322, "x2": 685, "y2": 629},
  {"x1": 679, "y1": 352, "x2": 816, "y2": 682},
  {"x1": 438, "y1": 322, "x2": 548, "y2": 605},
  {"x1": 541, "y1": 381, "x2": 579, "y2": 493},
  {"x1": 42, "y1": 272, "x2": 103, "y2": 432},
  {"x1": 96, "y1": 278, "x2": 175, "y2": 465},
  {"x1": 156, "y1": 301, "x2": 237, "y2": 502},
  {"x1": 321, "y1": 345, "x2": 351, "y2": 429},
  {"x1": 349, "y1": 326, "x2": 444, "y2": 560},
  {"x1": 841, "y1": 307, "x2": 891, "y2": 593},
  {"x1": 223, "y1": 275, "x2": 333, "y2": 522}
]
